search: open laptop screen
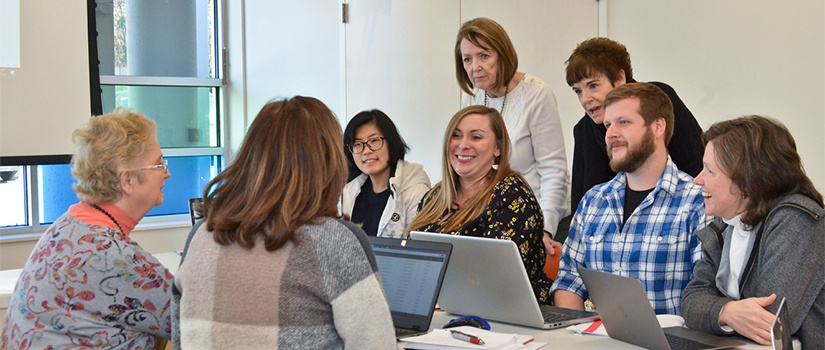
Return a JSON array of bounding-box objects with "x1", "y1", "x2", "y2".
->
[{"x1": 370, "y1": 237, "x2": 451, "y2": 329}]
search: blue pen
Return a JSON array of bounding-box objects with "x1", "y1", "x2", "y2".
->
[{"x1": 450, "y1": 329, "x2": 485, "y2": 345}]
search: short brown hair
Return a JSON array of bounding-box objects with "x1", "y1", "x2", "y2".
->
[
  {"x1": 72, "y1": 108, "x2": 157, "y2": 203},
  {"x1": 454, "y1": 17, "x2": 518, "y2": 96},
  {"x1": 408, "y1": 105, "x2": 517, "y2": 233},
  {"x1": 565, "y1": 37, "x2": 634, "y2": 86},
  {"x1": 202, "y1": 96, "x2": 348, "y2": 252},
  {"x1": 603, "y1": 83, "x2": 674, "y2": 145},
  {"x1": 703, "y1": 116, "x2": 823, "y2": 228}
]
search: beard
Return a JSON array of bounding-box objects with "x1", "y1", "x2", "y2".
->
[{"x1": 608, "y1": 126, "x2": 655, "y2": 173}]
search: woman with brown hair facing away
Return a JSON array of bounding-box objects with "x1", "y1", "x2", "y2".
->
[
  {"x1": 172, "y1": 96, "x2": 395, "y2": 349},
  {"x1": 408, "y1": 105, "x2": 552, "y2": 304}
]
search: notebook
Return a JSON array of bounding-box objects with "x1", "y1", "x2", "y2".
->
[
  {"x1": 771, "y1": 297, "x2": 791, "y2": 350},
  {"x1": 409, "y1": 231, "x2": 599, "y2": 329},
  {"x1": 577, "y1": 267, "x2": 746, "y2": 350},
  {"x1": 368, "y1": 236, "x2": 452, "y2": 339}
]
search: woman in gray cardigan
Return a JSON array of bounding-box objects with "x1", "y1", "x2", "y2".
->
[{"x1": 682, "y1": 116, "x2": 824, "y2": 349}]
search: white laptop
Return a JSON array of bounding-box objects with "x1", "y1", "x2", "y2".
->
[
  {"x1": 409, "y1": 231, "x2": 598, "y2": 329},
  {"x1": 578, "y1": 267, "x2": 746, "y2": 350}
]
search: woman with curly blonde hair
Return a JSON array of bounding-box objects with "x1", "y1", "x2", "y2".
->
[{"x1": 2, "y1": 109, "x2": 173, "y2": 349}]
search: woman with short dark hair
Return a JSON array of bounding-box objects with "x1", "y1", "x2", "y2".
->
[
  {"x1": 172, "y1": 96, "x2": 395, "y2": 349},
  {"x1": 682, "y1": 115, "x2": 824, "y2": 349},
  {"x1": 342, "y1": 109, "x2": 430, "y2": 238}
]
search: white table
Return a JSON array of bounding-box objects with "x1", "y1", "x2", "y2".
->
[{"x1": 398, "y1": 310, "x2": 798, "y2": 349}]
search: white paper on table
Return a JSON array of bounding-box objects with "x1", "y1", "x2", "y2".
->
[
  {"x1": 568, "y1": 314, "x2": 685, "y2": 336},
  {"x1": 403, "y1": 326, "x2": 517, "y2": 349}
]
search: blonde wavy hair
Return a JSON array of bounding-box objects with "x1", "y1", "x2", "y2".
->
[
  {"x1": 72, "y1": 108, "x2": 158, "y2": 204},
  {"x1": 408, "y1": 105, "x2": 516, "y2": 233}
]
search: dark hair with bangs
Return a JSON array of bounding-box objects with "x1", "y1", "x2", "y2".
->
[
  {"x1": 702, "y1": 115, "x2": 823, "y2": 228},
  {"x1": 343, "y1": 109, "x2": 410, "y2": 182},
  {"x1": 565, "y1": 37, "x2": 634, "y2": 86},
  {"x1": 201, "y1": 96, "x2": 348, "y2": 252}
]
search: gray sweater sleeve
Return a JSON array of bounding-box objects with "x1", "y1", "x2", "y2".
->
[
  {"x1": 681, "y1": 219, "x2": 734, "y2": 334},
  {"x1": 683, "y1": 197, "x2": 825, "y2": 349},
  {"x1": 314, "y1": 219, "x2": 396, "y2": 349},
  {"x1": 753, "y1": 204, "x2": 825, "y2": 349}
]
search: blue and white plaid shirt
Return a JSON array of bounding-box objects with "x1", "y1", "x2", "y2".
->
[{"x1": 552, "y1": 157, "x2": 707, "y2": 315}]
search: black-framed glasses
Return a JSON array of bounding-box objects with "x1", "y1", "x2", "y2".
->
[
  {"x1": 349, "y1": 137, "x2": 385, "y2": 154},
  {"x1": 139, "y1": 158, "x2": 169, "y2": 171}
]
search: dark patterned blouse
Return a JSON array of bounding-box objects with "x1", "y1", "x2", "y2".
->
[{"x1": 419, "y1": 174, "x2": 552, "y2": 304}]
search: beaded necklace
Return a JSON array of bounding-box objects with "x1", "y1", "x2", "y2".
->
[
  {"x1": 89, "y1": 203, "x2": 124, "y2": 235},
  {"x1": 483, "y1": 85, "x2": 508, "y2": 115}
]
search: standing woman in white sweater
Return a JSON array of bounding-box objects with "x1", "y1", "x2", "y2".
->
[
  {"x1": 455, "y1": 17, "x2": 568, "y2": 251},
  {"x1": 342, "y1": 109, "x2": 431, "y2": 238}
]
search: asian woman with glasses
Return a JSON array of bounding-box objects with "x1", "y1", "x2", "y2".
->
[{"x1": 341, "y1": 109, "x2": 431, "y2": 238}]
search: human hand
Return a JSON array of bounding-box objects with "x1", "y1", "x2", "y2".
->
[
  {"x1": 542, "y1": 231, "x2": 562, "y2": 255},
  {"x1": 718, "y1": 294, "x2": 777, "y2": 345}
]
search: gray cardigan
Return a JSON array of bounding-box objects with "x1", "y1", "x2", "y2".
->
[{"x1": 681, "y1": 194, "x2": 825, "y2": 349}]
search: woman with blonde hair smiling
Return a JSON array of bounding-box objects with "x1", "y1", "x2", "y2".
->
[
  {"x1": 682, "y1": 116, "x2": 824, "y2": 349},
  {"x1": 172, "y1": 96, "x2": 395, "y2": 349},
  {"x1": 2, "y1": 109, "x2": 173, "y2": 349},
  {"x1": 408, "y1": 105, "x2": 552, "y2": 304}
]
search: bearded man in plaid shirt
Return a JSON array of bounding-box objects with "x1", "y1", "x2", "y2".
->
[{"x1": 552, "y1": 83, "x2": 707, "y2": 315}]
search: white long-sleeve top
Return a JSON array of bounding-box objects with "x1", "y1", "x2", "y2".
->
[
  {"x1": 341, "y1": 159, "x2": 431, "y2": 238},
  {"x1": 462, "y1": 73, "x2": 568, "y2": 234}
]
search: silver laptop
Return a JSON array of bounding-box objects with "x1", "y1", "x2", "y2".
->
[
  {"x1": 369, "y1": 236, "x2": 452, "y2": 339},
  {"x1": 409, "y1": 231, "x2": 598, "y2": 329},
  {"x1": 771, "y1": 297, "x2": 791, "y2": 350},
  {"x1": 578, "y1": 267, "x2": 746, "y2": 350}
]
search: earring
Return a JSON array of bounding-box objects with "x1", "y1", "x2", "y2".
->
[{"x1": 492, "y1": 164, "x2": 499, "y2": 170}]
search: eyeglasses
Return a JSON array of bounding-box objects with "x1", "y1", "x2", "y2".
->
[
  {"x1": 139, "y1": 158, "x2": 169, "y2": 171},
  {"x1": 349, "y1": 137, "x2": 385, "y2": 154}
]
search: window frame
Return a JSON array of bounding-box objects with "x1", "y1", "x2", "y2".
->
[{"x1": 0, "y1": 0, "x2": 227, "y2": 240}]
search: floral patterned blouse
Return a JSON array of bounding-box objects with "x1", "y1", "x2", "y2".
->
[
  {"x1": 1, "y1": 203, "x2": 172, "y2": 350},
  {"x1": 419, "y1": 174, "x2": 553, "y2": 303}
]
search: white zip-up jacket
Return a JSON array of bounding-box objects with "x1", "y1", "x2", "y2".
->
[{"x1": 341, "y1": 160, "x2": 431, "y2": 238}]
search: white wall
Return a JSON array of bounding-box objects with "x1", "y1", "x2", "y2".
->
[
  {"x1": 243, "y1": 0, "x2": 344, "y2": 123},
  {"x1": 605, "y1": 0, "x2": 825, "y2": 191}
]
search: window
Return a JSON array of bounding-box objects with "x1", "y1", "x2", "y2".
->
[{"x1": 0, "y1": 0, "x2": 224, "y2": 237}]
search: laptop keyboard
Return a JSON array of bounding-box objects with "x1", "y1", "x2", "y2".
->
[
  {"x1": 542, "y1": 312, "x2": 576, "y2": 323},
  {"x1": 664, "y1": 333, "x2": 715, "y2": 350},
  {"x1": 396, "y1": 327, "x2": 425, "y2": 338}
]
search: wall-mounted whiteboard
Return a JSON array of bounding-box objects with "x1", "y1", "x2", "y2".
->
[
  {"x1": 0, "y1": 0, "x2": 91, "y2": 161},
  {"x1": 0, "y1": 0, "x2": 21, "y2": 68}
]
